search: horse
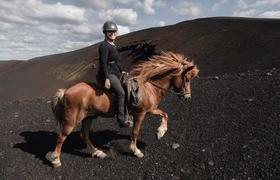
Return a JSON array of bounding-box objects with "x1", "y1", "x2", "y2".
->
[{"x1": 46, "y1": 51, "x2": 199, "y2": 167}]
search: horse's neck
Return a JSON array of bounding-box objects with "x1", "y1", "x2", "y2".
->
[{"x1": 148, "y1": 75, "x2": 172, "y2": 99}]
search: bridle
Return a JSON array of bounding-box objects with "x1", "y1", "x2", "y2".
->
[
  {"x1": 173, "y1": 66, "x2": 189, "y2": 98},
  {"x1": 149, "y1": 66, "x2": 189, "y2": 98}
]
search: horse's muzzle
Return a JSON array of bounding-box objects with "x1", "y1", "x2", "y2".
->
[{"x1": 183, "y1": 94, "x2": 191, "y2": 101}]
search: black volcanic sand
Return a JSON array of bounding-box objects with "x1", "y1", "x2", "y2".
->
[{"x1": 0, "y1": 68, "x2": 280, "y2": 179}]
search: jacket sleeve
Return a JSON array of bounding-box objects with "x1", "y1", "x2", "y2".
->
[
  {"x1": 116, "y1": 48, "x2": 123, "y2": 72},
  {"x1": 99, "y1": 43, "x2": 109, "y2": 78}
]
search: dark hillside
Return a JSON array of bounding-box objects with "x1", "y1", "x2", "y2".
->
[{"x1": 1, "y1": 17, "x2": 280, "y2": 102}]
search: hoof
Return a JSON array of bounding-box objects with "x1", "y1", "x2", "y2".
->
[
  {"x1": 46, "y1": 152, "x2": 61, "y2": 167},
  {"x1": 52, "y1": 159, "x2": 62, "y2": 168},
  {"x1": 157, "y1": 129, "x2": 167, "y2": 140},
  {"x1": 92, "y1": 150, "x2": 107, "y2": 159},
  {"x1": 127, "y1": 118, "x2": 134, "y2": 128},
  {"x1": 134, "y1": 149, "x2": 144, "y2": 158}
]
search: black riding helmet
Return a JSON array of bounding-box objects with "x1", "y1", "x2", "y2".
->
[{"x1": 103, "y1": 21, "x2": 118, "y2": 34}]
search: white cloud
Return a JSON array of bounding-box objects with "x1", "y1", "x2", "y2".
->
[
  {"x1": 0, "y1": 0, "x2": 113, "y2": 60},
  {"x1": 115, "y1": 0, "x2": 134, "y2": 4},
  {"x1": 154, "y1": 0, "x2": 167, "y2": 9},
  {"x1": 234, "y1": 0, "x2": 280, "y2": 9},
  {"x1": 0, "y1": 12, "x2": 27, "y2": 24},
  {"x1": 0, "y1": 35, "x2": 8, "y2": 41},
  {"x1": 158, "y1": 21, "x2": 166, "y2": 26},
  {"x1": 259, "y1": 10, "x2": 280, "y2": 18},
  {"x1": 22, "y1": 36, "x2": 35, "y2": 43},
  {"x1": 7, "y1": 41, "x2": 26, "y2": 48},
  {"x1": 143, "y1": 0, "x2": 156, "y2": 15},
  {"x1": 212, "y1": 0, "x2": 227, "y2": 11},
  {"x1": 233, "y1": 0, "x2": 257, "y2": 17},
  {"x1": 233, "y1": 0, "x2": 280, "y2": 17},
  {"x1": 233, "y1": 9, "x2": 259, "y2": 17},
  {"x1": 70, "y1": 24, "x2": 92, "y2": 34},
  {"x1": 38, "y1": 25, "x2": 60, "y2": 35},
  {"x1": 171, "y1": 2, "x2": 202, "y2": 18},
  {"x1": 99, "y1": 8, "x2": 138, "y2": 26},
  {"x1": 61, "y1": 40, "x2": 92, "y2": 50},
  {"x1": 136, "y1": 0, "x2": 166, "y2": 15},
  {"x1": 4, "y1": 0, "x2": 280, "y2": 61},
  {"x1": 37, "y1": 22, "x2": 94, "y2": 35},
  {"x1": 0, "y1": 0, "x2": 87, "y2": 25},
  {"x1": 77, "y1": 0, "x2": 111, "y2": 9},
  {"x1": 235, "y1": 0, "x2": 249, "y2": 9},
  {"x1": 1, "y1": 48, "x2": 13, "y2": 53},
  {"x1": 117, "y1": 25, "x2": 131, "y2": 35},
  {"x1": 77, "y1": 0, "x2": 134, "y2": 9},
  {"x1": 0, "y1": 22, "x2": 13, "y2": 30},
  {"x1": 253, "y1": 0, "x2": 280, "y2": 6},
  {"x1": 17, "y1": 46, "x2": 43, "y2": 52},
  {"x1": 30, "y1": 2, "x2": 87, "y2": 24}
]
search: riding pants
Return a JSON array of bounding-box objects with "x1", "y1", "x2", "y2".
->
[{"x1": 108, "y1": 74, "x2": 125, "y2": 123}]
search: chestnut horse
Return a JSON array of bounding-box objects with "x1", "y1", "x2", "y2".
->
[{"x1": 46, "y1": 51, "x2": 199, "y2": 167}]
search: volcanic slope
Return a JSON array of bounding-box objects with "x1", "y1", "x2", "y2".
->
[{"x1": 1, "y1": 17, "x2": 280, "y2": 102}]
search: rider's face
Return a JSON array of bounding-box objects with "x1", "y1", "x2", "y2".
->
[{"x1": 106, "y1": 31, "x2": 117, "y2": 41}]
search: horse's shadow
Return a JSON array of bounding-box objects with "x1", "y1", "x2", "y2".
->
[{"x1": 13, "y1": 130, "x2": 146, "y2": 165}]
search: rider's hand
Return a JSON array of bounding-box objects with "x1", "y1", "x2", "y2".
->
[{"x1": 105, "y1": 78, "x2": 111, "y2": 90}]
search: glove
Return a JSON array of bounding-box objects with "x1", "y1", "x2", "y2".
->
[
  {"x1": 122, "y1": 71, "x2": 128, "y2": 76},
  {"x1": 105, "y1": 78, "x2": 111, "y2": 90}
]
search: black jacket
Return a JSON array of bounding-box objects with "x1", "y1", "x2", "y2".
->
[{"x1": 96, "y1": 40, "x2": 123, "y2": 85}]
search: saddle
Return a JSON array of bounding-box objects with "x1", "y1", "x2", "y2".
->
[{"x1": 121, "y1": 72, "x2": 142, "y2": 109}]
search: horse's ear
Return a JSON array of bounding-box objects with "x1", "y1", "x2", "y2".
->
[{"x1": 184, "y1": 65, "x2": 195, "y2": 73}]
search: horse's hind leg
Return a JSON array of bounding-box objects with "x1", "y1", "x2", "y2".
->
[
  {"x1": 150, "y1": 109, "x2": 168, "y2": 140},
  {"x1": 80, "y1": 117, "x2": 106, "y2": 158},
  {"x1": 46, "y1": 109, "x2": 77, "y2": 167},
  {"x1": 47, "y1": 123, "x2": 75, "y2": 167}
]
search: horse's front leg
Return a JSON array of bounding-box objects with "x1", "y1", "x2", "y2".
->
[
  {"x1": 150, "y1": 109, "x2": 168, "y2": 140},
  {"x1": 80, "y1": 117, "x2": 106, "y2": 159},
  {"x1": 130, "y1": 112, "x2": 146, "y2": 158}
]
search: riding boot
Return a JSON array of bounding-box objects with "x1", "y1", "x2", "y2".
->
[
  {"x1": 116, "y1": 94, "x2": 133, "y2": 128},
  {"x1": 117, "y1": 111, "x2": 133, "y2": 128}
]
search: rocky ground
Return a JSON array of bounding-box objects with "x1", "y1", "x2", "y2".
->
[{"x1": 0, "y1": 68, "x2": 280, "y2": 179}]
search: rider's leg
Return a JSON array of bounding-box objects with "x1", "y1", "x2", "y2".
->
[{"x1": 108, "y1": 74, "x2": 129, "y2": 127}]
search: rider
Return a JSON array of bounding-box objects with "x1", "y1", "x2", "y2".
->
[{"x1": 96, "y1": 21, "x2": 131, "y2": 128}]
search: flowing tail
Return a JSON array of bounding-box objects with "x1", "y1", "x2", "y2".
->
[{"x1": 51, "y1": 89, "x2": 66, "y2": 129}]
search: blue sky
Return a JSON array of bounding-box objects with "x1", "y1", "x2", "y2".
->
[{"x1": 0, "y1": 0, "x2": 280, "y2": 60}]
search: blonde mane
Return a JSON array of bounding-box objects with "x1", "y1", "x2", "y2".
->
[{"x1": 131, "y1": 51, "x2": 197, "y2": 82}]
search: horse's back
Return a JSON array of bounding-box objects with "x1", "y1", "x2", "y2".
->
[
  {"x1": 65, "y1": 82, "x2": 93, "y2": 96},
  {"x1": 62, "y1": 82, "x2": 97, "y2": 106},
  {"x1": 64, "y1": 82, "x2": 114, "y2": 115}
]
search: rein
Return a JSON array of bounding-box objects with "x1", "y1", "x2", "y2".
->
[{"x1": 149, "y1": 81, "x2": 168, "y2": 92}]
